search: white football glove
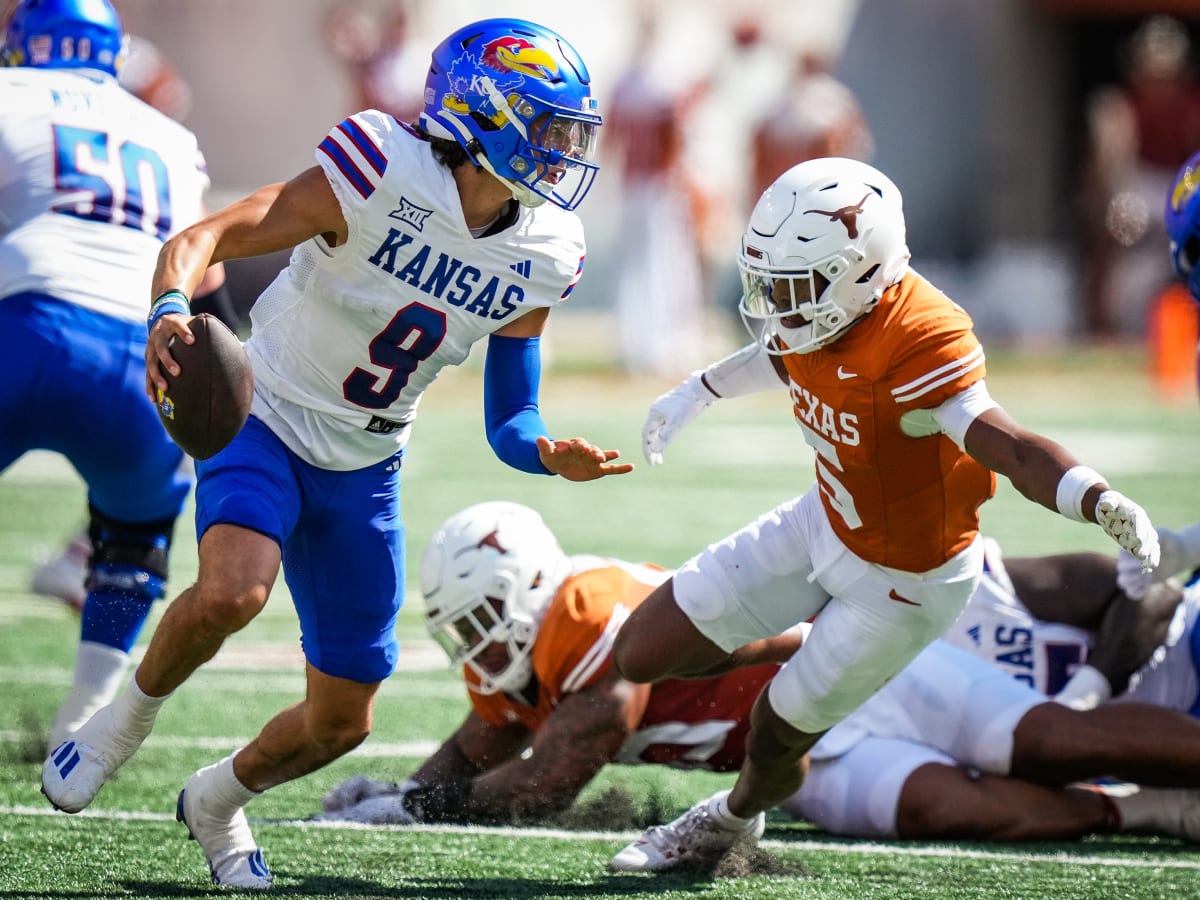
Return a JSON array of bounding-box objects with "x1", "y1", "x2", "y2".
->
[
  {"x1": 321, "y1": 774, "x2": 409, "y2": 813},
  {"x1": 1095, "y1": 490, "x2": 1160, "y2": 574},
  {"x1": 642, "y1": 374, "x2": 717, "y2": 466},
  {"x1": 317, "y1": 777, "x2": 420, "y2": 824},
  {"x1": 1117, "y1": 527, "x2": 1187, "y2": 599}
]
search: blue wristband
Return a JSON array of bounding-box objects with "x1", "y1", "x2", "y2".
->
[{"x1": 148, "y1": 290, "x2": 190, "y2": 331}]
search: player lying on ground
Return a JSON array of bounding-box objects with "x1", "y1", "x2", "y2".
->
[
  {"x1": 319, "y1": 501, "x2": 790, "y2": 825},
  {"x1": 321, "y1": 504, "x2": 1200, "y2": 848},
  {"x1": 786, "y1": 531, "x2": 1200, "y2": 841},
  {"x1": 1167, "y1": 149, "x2": 1200, "y2": 304}
]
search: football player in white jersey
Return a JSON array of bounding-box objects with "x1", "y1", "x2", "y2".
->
[
  {"x1": 0, "y1": 0, "x2": 220, "y2": 755},
  {"x1": 783, "y1": 529, "x2": 1200, "y2": 843},
  {"x1": 26, "y1": 25, "x2": 241, "y2": 614},
  {"x1": 40, "y1": 17, "x2": 631, "y2": 890}
]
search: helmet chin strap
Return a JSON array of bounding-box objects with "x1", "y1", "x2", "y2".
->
[{"x1": 433, "y1": 108, "x2": 546, "y2": 208}]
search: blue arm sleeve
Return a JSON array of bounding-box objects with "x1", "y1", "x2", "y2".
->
[{"x1": 484, "y1": 334, "x2": 554, "y2": 475}]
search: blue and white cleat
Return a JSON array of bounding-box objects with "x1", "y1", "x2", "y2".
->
[
  {"x1": 177, "y1": 765, "x2": 273, "y2": 890},
  {"x1": 41, "y1": 705, "x2": 137, "y2": 813}
]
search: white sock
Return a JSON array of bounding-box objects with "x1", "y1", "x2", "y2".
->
[
  {"x1": 199, "y1": 752, "x2": 261, "y2": 819},
  {"x1": 710, "y1": 790, "x2": 755, "y2": 828},
  {"x1": 1110, "y1": 786, "x2": 1165, "y2": 832},
  {"x1": 112, "y1": 671, "x2": 171, "y2": 739},
  {"x1": 49, "y1": 642, "x2": 130, "y2": 741}
]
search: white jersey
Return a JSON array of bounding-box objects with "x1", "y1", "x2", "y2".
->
[
  {"x1": 791, "y1": 543, "x2": 1200, "y2": 837},
  {"x1": 940, "y1": 538, "x2": 1094, "y2": 694},
  {"x1": 941, "y1": 537, "x2": 1200, "y2": 710},
  {"x1": 245, "y1": 111, "x2": 587, "y2": 470},
  {"x1": 0, "y1": 68, "x2": 209, "y2": 322}
]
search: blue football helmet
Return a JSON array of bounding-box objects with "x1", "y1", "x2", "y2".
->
[
  {"x1": 1, "y1": 0, "x2": 124, "y2": 75},
  {"x1": 419, "y1": 18, "x2": 602, "y2": 212},
  {"x1": 1166, "y1": 150, "x2": 1200, "y2": 303}
]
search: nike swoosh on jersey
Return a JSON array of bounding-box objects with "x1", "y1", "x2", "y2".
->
[
  {"x1": 836, "y1": 366, "x2": 858, "y2": 380},
  {"x1": 888, "y1": 588, "x2": 921, "y2": 606}
]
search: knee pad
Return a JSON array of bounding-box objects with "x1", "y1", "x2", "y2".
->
[{"x1": 85, "y1": 505, "x2": 176, "y2": 603}]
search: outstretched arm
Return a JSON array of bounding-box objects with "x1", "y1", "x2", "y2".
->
[
  {"x1": 452, "y1": 672, "x2": 652, "y2": 823},
  {"x1": 642, "y1": 342, "x2": 786, "y2": 465},
  {"x1": 962, "y1": 405, "x2": 1159, "y2": 569},
  {"x1": 485, "y1": 314, "x2": 633, "y2": 481},
  {"x1": 325, "y1": 673, "x2": 652, "y2": 826},
  {"x1": 320, "y1": 710, "x2": 529, "y2": 818},
  {"x1": 410, "y1": 710, "x2": 532, "y2": 786}
]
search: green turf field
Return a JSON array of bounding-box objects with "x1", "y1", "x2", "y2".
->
[{"x1": 2, "y1": 342, "x2": 1200, "y2": 898}]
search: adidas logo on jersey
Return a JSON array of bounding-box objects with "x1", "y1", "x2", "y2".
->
[{"x1": 509, "y1": 260, "x2": 532, "y2": 279}]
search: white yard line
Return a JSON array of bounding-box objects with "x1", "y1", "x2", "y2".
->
[
  {"x1": 0, "y1": 731, "x2": 439, "y2": 757},
  {"x1": 3, "y1": 804, "x2": 1198, "y2": 870}
]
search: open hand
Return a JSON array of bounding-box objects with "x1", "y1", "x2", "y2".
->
[{"x1": 537, "y1": 436, "x2": 634, "y2": 481}]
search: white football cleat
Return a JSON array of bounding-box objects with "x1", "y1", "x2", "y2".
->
[
  {"x1": 46, "y1": 642, "x2": 132, "y2": 754},
  {"x1": 47, "y1": 708, "x2": 95, "y2": 761},
  {"x1": 609, "y1": 789, "x2": 765, "y2": 873},
  {"x1": 42, "y1": 704, "x2": 141, "y2": 813},
  {"x1": 177, "y1": 765, "x2": 273, "y2": 890}
]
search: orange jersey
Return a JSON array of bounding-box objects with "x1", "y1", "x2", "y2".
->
[
  {"x1": 467, "y1": 559, "x2": 778, "y2": 773},
  {"x1": 781, "y1": 271, "x2": 996, "y2": 572}
]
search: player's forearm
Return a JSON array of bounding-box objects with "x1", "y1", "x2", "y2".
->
[
  {"x1": 699, "y1": 342, "x2": 786, "y2": 398},
  {"x1": 409, "y1": 734, "x2": 489, "y2": 787},
  {"x1": 964, "y1": 411, "x2": 1100, "y2": 515},
  {"x1": 152, "y1": 224, "x2": 222, "y2": 302},
  {"x1": 399, "y1": 767, "x2": 578, "y2": 826},
  {"x1": 461, "y1": 758, "x2": 593, "y2": 823}
]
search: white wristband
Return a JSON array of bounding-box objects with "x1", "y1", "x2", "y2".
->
[
  {"x1": 1053, "y1": 664, "x2": 1112, "y2": 710},
  {"x1": 1055, "y1": 465, "x2": 1105, "y2": 523}
]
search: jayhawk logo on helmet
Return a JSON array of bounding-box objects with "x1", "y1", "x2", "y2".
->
[
  {"x1": 441, "y1": 35, "x2": 559, "y2": 119},
  {"x1": 481, "y1": 36, "x2": 558, "y2": 81},
  {"x1": 420, "y1": 17, "x2": 602, "y2": 212},
  {"x1": 1170, "y1": 162, "x2": 1200, "y2": 214}
]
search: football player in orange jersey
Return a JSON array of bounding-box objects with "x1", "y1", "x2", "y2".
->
[
  {"x1": 318, "y1": 504, "x2": 1200, "y2": 849},
  {"x1": 318, "y1": 501, "x2": 794, "y2": 825},
  {"x1": 609, "y1": 157, "x2": 1163, "y2": 872}
]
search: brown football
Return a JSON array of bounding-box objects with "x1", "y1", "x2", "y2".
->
[{"x1": 154, "y1": 313, "x2": 253, "y2": 460}]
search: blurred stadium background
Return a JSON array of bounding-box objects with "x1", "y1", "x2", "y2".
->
[
  {"x1": 108, "y1": 0, "x2": 1200, "y2": 376},
  {"x1": 6, "y1": 3, "x2": 1200, "y2": 895}
]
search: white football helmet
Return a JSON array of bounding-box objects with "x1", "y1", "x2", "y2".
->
[
  {"x1": 738, "y1": 157, "x2": 910, "y2": 355},
  {"x1": 420, "y1": 501, "x2": 571, "y2": 695}
]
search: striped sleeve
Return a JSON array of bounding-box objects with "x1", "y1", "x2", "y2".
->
[
  {"x1": 560, "y1": 604, "x2": 630, "y2": 693},
  {"x1": 560, "y1": 254, "x2": 585, "y2": 300},
  {"x1": 891, "y1": 344, "x2": 985, "y2": 404},
  {"x1": 316, "y1": 112, "x2": 388, "y2": 202}
]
